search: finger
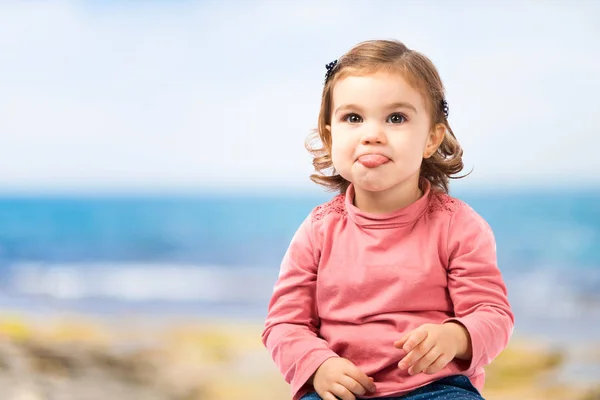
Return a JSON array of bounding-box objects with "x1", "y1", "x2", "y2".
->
[
  {"x1": 340, "y1": 375, "x2": 369, "y2": 396},
  {"x1": 322, "y1": 392, "x2": 339, "y2": 400},
  {"x1": 331, "y1": 383, "x2": 356, "y2": 400},
  {"x1": 393, "y1": 332, "x2": 410, "y2": 349},
  {"x1": 403, "y1": 328, "x2": 428, "y2": 352},
  {"x1": 424, "y1": 353, "x2": 453, "y2": 375},
  {"x1": 344, "y1": 368, "x2": 376, "y2": 393},
  {"x1": 398, "y1": 336, "x2": 434, "y2": 370},
  {"x1": 409, "y1": 346, "x2": 442, "y2": 376}
]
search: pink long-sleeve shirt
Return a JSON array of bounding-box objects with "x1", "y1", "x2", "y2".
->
[{"x1": 262, "y1": 180, "x2": 514, "y2": 400}]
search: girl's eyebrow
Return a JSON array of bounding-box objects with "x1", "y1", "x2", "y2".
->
[{"x1": 334, "y1": 101, "x2": 417, "y2": 116}]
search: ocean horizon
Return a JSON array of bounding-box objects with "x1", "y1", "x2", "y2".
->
[{"x1": 0, "y1": 187, "x2": 598, "y2": 344}]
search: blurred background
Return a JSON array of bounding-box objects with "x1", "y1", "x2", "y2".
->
[{"x1": 0, "y1": 1, "x2": 599, "y2": 399}]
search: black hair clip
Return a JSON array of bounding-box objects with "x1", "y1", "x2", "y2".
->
[
  {"x1": 324, "y1": 60, "x2": 338, "y2": 84},
  {"x1": 441, "y1": 99, "x2": 449, "y2": 119}
]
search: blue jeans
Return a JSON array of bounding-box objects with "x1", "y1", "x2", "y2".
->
[{"x1": 300, "y1": 375, "x2": 484, "y2": 399}]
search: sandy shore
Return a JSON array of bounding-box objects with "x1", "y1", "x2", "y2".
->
[{"x1": 0, "y1": 311, "x2": 598, "y2": 400}]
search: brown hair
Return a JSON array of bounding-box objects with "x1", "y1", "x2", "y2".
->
[{"x1": 306, "y1": 39, "x2": 465, "y2": 194}]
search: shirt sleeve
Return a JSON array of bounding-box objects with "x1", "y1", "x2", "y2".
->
[
  {"x1": 443, "y1": 204, "x2": 515, "y2": 372},
  {"x1": 261, "y1": 215, "x2": 339, "y2": 397}
]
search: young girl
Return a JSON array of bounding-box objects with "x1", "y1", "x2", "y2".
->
[{"x1": 262, "y1": 39, "x2": 514, "y2": 400}]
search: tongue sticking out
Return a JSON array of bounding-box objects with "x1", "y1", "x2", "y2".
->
[{"x1": 358, "y1": 154, "x2": 390, "y2": 168}]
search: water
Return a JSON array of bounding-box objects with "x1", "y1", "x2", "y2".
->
[{"x1": 0, "y1": 188, "x2": 598, "y2": 341}]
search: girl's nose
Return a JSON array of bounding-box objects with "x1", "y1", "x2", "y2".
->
[{"x1": 361, "y1": 125, "x2": 387, "y2": 145}]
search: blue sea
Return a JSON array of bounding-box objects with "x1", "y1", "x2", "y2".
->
[{"x1": 0, "y1": 188, "x2": 598, "y2": 342}]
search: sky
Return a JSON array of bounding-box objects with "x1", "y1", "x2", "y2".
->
[{"x1": 0, "y1": 0, "x2": 599, "y2": 194}]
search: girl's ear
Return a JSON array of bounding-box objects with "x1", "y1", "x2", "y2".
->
[{"x1": 423, "y1": 123, "x2": 446, "y2": 159}]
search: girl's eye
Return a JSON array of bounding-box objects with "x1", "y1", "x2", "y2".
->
[
  {"x1": 388, "y1": 113, "x2": 406, "y2": 124},
  {"x1": 344, "y1": 113, "x2": 363, "y2": 124}
]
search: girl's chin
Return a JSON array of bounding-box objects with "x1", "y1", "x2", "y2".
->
[{"x1": 352, "y1": 180, "x2": 397, "y2": 193}]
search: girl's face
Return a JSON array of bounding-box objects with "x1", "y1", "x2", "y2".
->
[{"x1": 328, "y1": 70, "x2": 444, "y2": 199}]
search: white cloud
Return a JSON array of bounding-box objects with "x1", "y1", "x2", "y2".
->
[{"x1": 0, "y1": 0, "x2": 598, "y2": 192}]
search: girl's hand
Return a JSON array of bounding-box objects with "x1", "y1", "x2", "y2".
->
[
  {"x1": 394, "y1": 322, "x2": 471, "y2": 376},
  {"x1": 310, "y1": 357, "x2": 376, "y2": 400}
]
